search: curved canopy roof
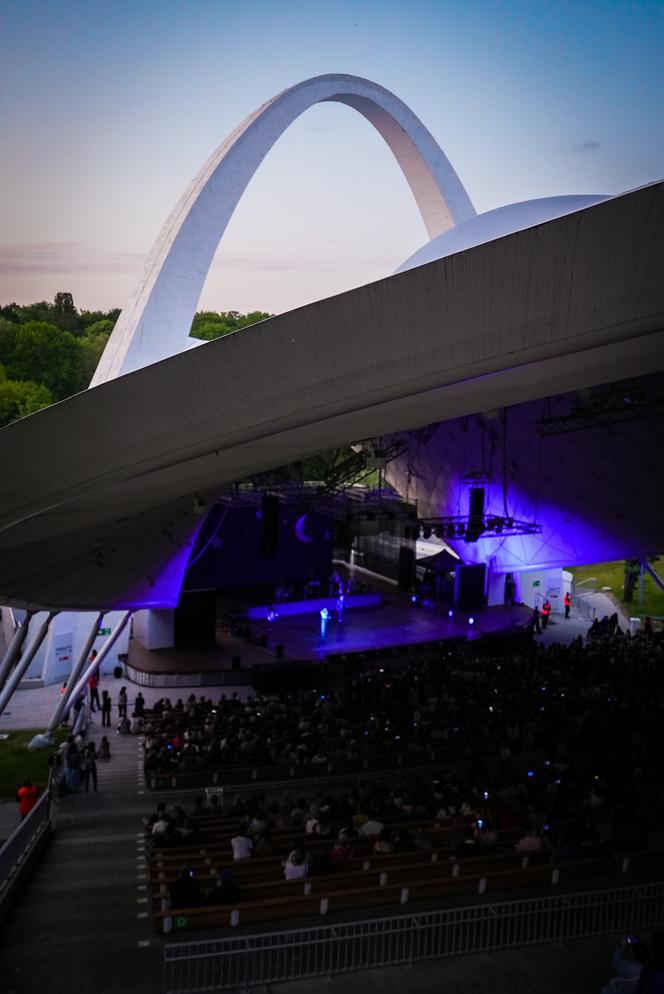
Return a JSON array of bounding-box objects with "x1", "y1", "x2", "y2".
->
[{"x1": 0, "y1": 182, "x2": 662, "y2": 610}]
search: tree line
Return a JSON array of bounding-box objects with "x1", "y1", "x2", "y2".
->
[{"x1": 0, "y1": 293, "x2": 270, "y2": 428}]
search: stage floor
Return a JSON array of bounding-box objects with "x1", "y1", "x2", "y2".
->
[
  {"x1": 126, "y1": 595, "x2": 532, "y2": 677},
  {"x1": 250, "y1": 600, "x2": 531, "y2": 661}
]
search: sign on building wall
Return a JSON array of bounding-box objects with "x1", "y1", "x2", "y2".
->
[{"x1": 53, "y1": 632, "x2": 74, "y2": 679}]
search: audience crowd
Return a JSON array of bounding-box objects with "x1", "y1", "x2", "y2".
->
[{"x1": 139, "y1": 628, "x2": 664, "y2": 910}]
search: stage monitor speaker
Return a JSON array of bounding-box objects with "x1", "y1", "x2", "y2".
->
[
  {"x1": 259, "y1": 494, "x2": 280, "y2": 557},
  {"x1": 174, "y1": 589, "x2": 216, "y2": 645},
  {"x1": 454, "y1": 564, "x2": 487, "y2": 611},
  {"x1": 397, "y1": 545, "x2": 415, "y2": 591}
]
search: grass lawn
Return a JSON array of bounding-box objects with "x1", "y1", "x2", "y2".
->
[
  {"x1": 0, "y1": 728, "x2": 68, "y2": 800},
  {"x1": 569, "y1": 559, "x2": 664, "y2": 619}
]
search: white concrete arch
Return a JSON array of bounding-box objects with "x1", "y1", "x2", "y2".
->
[{"x1": 92, "y1": 73, "x2": 475, "y2": 385}]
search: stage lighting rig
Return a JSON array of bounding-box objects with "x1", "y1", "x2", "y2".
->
[{"x1": 416, "y1": 514, "x2": 541, "y2": 543}]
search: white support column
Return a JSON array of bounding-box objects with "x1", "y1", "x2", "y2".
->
[
  {"x1": 0, "y1": 612, "x2": 57, "y2": 719},
  {"x1": 61, "y1": 612, "x2": 131, "y2": 714},
  {"x1": 0, "y1": 610, "x2": 35, "y2": 692},
  {"x1": 30, "y1": 611, "x2": 105, "y2": 749}
]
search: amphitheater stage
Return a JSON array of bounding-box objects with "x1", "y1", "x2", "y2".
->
[{"x1": 124, "y1": 596, "x2": 533, "y2": 688}]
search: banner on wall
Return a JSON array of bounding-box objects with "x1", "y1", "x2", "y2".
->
[{"x1": 53, "y1": 632, "x2": 74, "y2": 679}]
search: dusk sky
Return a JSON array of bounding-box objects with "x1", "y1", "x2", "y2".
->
[{"x1": 2, "y1": 0, "x2": 663, "y2": 317}]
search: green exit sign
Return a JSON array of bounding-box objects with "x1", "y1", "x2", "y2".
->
[
  {"x1": 98, "y1": 627, "x2": 112, "y2": 636},
  {"x1": 532, "y1": 580, "x2": 540, "y2": 587}
]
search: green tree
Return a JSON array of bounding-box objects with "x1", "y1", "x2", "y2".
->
[
  {"x1": 4, "y1": 321, "x2": 88, "y2": 400},
  {"x1": 0, "y1": 372, "x2": 53, "y2": 427},
  {"x1": 190, "y1": 310, "x2": 271, "y2": 341},
  {"x1": 623, "y1": 559, "x2": 641, "y2": 602},
  {"x1": 0, "y1": 317, "x2": 17, "y2": 365}
]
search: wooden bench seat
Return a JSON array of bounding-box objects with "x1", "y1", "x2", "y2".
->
[{"x1": 152, "y1": 849, "x2": 661, "y2": 934}]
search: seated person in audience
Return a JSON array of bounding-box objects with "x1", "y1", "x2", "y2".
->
[
  {"x1": 330, "y1": 837, "x2": 354, "y2": 863},
  {"x1": 284, "y1": 849, "x2": 308, "y2": 880},
  {"x1": 373, "y1": 828, "x2": 394, "y2": 855},
  {"x1": 130, "y1": 711, "x2": 144, "y2": 733},
  {"x1": 117, "y1": 715, "x2": 131, "y2": 735},
  {"x1": 305, "y1": 813, "x2": 321, "y2": 835},
  {"x1": 515, "y1": 828, "x2": 543, "y2": 854},
  {"x1": 474, "y1": 817, "x2": 498, "y2": 848},
  {"x1": 230, "y1": 827, "x2": 253, "y2": 861},
  {"x1": 254, "y1": 829, "x2": 277, "y2": 858},
  {"x1": 98, "y1": 736, "x2": 111, "y2": 760},
  {"x1": 394, "y1": 829, "x2": 416, "y2": 853},
  {"x1": 204, "y1": 869, "x2": 242, "y2": 906},
  {"x1": 143, "y1": 802, "x2": 168, "y2": 831},
  {"x1": 168, "y1": 865, "x2": 202, "y2": 909},
  {"x1": 358, "y1": 812, "x2": 384, "y2": 837},
  {"x1": 453, "y1": 826, "x2": 479, "y2": 858},
  {"x1": 352, "y1": 805, "x2": 370, "y2": 831},
  {"x1": 601, "y1": 936, "x2": 650, "y2": 993},
  {"x1": 412, "y1": 827, "x2": 434, "y2": 851},
  {"x1": 637, "y1": 931, "x2": 664, "y2": 993}
]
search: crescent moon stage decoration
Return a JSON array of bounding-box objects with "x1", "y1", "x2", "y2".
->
[{"x1": 294, "y1": 514, "x2": 313, "y2": 544}]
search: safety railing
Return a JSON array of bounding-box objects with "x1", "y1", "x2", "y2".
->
[
  {"x1": 574, "y1": 593, "x2": 597, "y2": 623},
  {"x1": 163, "y1": 880, "x2": 664, "y2": 993},
  {"x1": 0, "y1": 775, "x2": 53, "y2": 904}
]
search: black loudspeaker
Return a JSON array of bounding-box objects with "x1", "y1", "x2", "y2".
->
[
  {"x1": 259, "y1": 494, "x2": 280, "y2": 557},
  {"x1": 275, "y1": 644, "x2": 285, "y2": 660},
  {"x1": 454, "y1": 564, "x2": 487, "y2": 611},
  {"x1": 467, "y1": 487, "x2": 485, "y2": 541},
  {"x1": 231, "y1": 656, "x2": 241, "y2": 670},
  {"x1": 174, "y1": 589, "x2": 217, "y2": 644},
  {"x1": 397, "y1": 545, "x2": 415, "y2": 591}
]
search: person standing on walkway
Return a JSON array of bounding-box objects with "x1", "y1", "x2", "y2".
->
[
  {"x1": 117, "y1": 686, "x2": 128, "y2": 719},
  {"x1": 88, "y1": 651, "x2": 100, "y2": 712},
  {"x1": 564, "y1": 591, "x2": 571, "y2": 619},
  {"x1": 16, "y1": 778, "x2": 39, "y2": 820},
  {"x1": 100, "y1": 690, "x2": 112, "y2": 728},
  {"x1": 541, "y1": 600, "x2": 551, "y2": 629},
  {"x1": 65, "y1": 739, "x2": 82, "y2": 792},
  {"x1": 83, "y1": 742, "x2": 98, "y2": 793}
]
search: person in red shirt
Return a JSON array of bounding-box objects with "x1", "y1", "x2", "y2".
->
[
  {"x1": 87, "y1": 650, "x2": 100, "y2": 712},
  {"x1": 17, "y1": 778, "x2": 39, "y2": 820},
  {"x1": 564, "y1": 591, "x2": 571, "y2": 619},
  {"x1": 541, "y1": 600, "x2": 552, "y2": 629}
]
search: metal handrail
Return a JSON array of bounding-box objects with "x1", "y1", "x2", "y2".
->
[
  {"x1": 163, "y1": 880, "x2": 664, "y2": 993},
  {"x1": 0, "y1": 775, "x2": 52, "y2": 898}
]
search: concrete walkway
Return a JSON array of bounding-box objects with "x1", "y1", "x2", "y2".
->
[{"x1": 0, "y1": 723, "x2": 162, "y2": 994}]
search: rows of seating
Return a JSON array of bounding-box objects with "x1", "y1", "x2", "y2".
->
[
  {"x1": 152, "y1": 842, "x2": 662, "y2": 934},
  {"x1": 145, "y1": 795, "x2": 653, "y2": 934},
  {"x1": 145, "y1": 745, "x2": 543, "y2": 791}
]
